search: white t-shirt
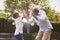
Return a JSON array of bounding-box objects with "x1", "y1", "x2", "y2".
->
[
  {"x1": 28, "y1": 10, "x2": 53, "y2": 32},
  {"x1": 12, "y1": 16, "x2": 24, "y2": 35}
]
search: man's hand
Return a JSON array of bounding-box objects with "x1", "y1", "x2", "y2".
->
[{"x1": 32, "y1": 14, "x2": 38, "y2": 20}]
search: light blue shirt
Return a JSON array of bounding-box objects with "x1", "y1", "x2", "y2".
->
[{"x1": 28, "y1": 10, "x2": 53, "y2": 32}]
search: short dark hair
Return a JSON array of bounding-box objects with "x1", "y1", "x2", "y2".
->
[{"x1": 13, "y1": 13, "x2": 19, "y2": 18}]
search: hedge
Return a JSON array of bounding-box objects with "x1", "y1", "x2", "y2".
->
[
  {"x1": 0, "y1": 18, "x2": 60, "y2": 33},
  {"x1": 0, "y1": 18, "x2": 60, "y2": 40}
]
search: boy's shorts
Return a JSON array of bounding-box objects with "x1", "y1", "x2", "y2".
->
[{"x1": 15, "y1": 33, "x2": 24, "y2": 40}]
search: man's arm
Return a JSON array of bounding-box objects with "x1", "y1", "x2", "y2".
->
[
  {"x1": 28, "y1": 17, "x2": 35, "y2": 24},
  {"x1": 32, "y1": 14, "x2": 39, "y2": 21}
]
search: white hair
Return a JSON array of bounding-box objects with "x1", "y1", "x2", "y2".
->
[{"x1": 32, "y1": 5, "x2": 40, "y2": 10}]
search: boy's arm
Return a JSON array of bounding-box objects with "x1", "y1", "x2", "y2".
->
[
  {"x1": 20, "y1": 6, "x2": 28, "y2": 18},
  {"x1": 23, "y1": 10, "x2": 28, "y2": 18}
]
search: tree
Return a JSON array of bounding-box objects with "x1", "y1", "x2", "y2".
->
[
  {"x1": 5, "y1": 0, "x2": 19, "y2": 13},
  {"x1": 5, "y1": 0, "x2": 49, "y2": 13},
  {"x1": 0, "y1": 10, "x2": 7, "y2": 18},
  {"x1": 5, "y1": 0, "x2": 60, "y2": 23},
  {"x1": 44, "y1": 6, "x2": 60, "y2": 23}
]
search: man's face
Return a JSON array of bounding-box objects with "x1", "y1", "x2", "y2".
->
[{"x1": 32, "y1": 8, "x2": 39, "y2": 16}]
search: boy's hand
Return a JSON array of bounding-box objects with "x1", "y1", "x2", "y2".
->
[
  {"x1": 20, "y1": 6, "x2": 25, "y2": 11},
  {"x1": 23, "y1": 13, "x2": 28, "y2": 18},
  {"x1": 12, "y1": 22, "x2": 15, "y2": 25}
]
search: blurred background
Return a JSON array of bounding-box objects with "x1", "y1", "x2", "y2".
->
[{"x1": 0, "y1": 0, "x2": 60, "y2": 40}]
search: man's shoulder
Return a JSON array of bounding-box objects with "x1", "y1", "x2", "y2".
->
[
  {"x1": 39, "y1": 10, "x2": 45, "y2": 13},
  {"x1": 39, "y1": 10, "x2": 46, "y2": 14}
]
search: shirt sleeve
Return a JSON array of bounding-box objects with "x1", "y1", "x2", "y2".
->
[
  {"x1": 15, "y1": 16, "x2": 23, "y2": 24},
  {"x1": 37, "y1": 10, "x2": 46, "y2": 21},
  {"x1": 28, "y1": 17, "x2": 35, "y2": 24}
]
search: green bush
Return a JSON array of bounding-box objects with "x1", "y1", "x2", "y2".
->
[
  {"x1": 0, "y1": 18, "x2": 60, "y2": 33},
  {"x1": 0, "y1": 18, "x2": 60, "y2": 40}
]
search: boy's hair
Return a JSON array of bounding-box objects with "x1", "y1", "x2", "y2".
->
[{"x1": 13, "y1": 13, "x2": 19, "y2": 19}]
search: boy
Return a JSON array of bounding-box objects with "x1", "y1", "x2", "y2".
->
[
  {"x1": 12, "y1": 13, "x2": 24, "y2": 40},
  {"x1": 22, "y1": 7, "x2": 53, "y2": 40}
]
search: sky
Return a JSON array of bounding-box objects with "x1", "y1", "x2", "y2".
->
[
  {"x1": 49, "y1": 0, "x2": 60, "y2": 12},
  {"x1": 0, "y1": 0, "x2": 60, "y2": 12},
  {"x1": 0, "y1": 0, "x2": 5, "y2": 10}
]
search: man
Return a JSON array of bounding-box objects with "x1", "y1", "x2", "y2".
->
[{"x1": 22, "y1": 6, "x2": 53, "y2": 40}]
